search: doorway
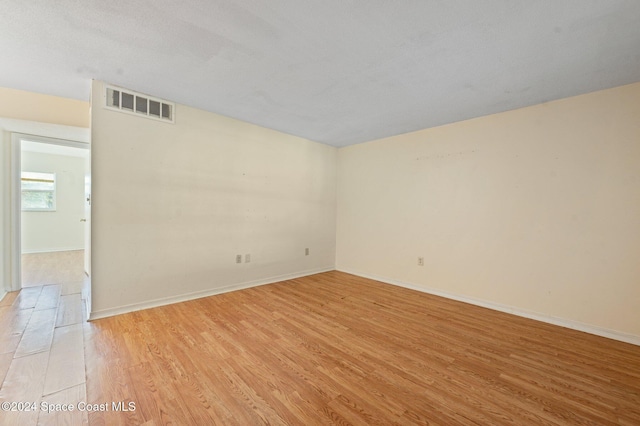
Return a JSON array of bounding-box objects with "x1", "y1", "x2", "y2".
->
[
  {"x1": 20, "y1": 139, "x2": 89, "y2": 288},
  {"x1": 11, "y1": 134, "x2": 91, "y2": 296}
]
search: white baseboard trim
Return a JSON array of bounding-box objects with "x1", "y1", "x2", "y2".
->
[
  {"x1": 337, "y1": 268, "x2": 640, "y2": 347},
  {"x1": 89, "y1": 266, "x2": 335, "y2": 321},
  {"x1": 0, "y1": 291, "x2": 7, "y2": 303},
  {"x1": 22, "y1": 247, "x2": 84, "y2": 254}
]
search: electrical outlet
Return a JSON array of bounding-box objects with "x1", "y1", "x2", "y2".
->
[
  {"x1": 236, "y1": 254, "x2": 242, "y2": 264},
  {"x1": 305, "y1": 248, "x2": 309, "y2": 256},
  {"x1": 245, "y1": 254, "x2": 251, "y2": 263},
  {"x1": 418, "y1": 257, "x2": 424, "y2": 266}
]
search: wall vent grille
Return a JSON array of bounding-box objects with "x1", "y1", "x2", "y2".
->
[{"x1": 104, "y1": 85, "x2": 174, "y2": 123}]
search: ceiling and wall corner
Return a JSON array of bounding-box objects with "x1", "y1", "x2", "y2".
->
[{"x1": 0, "y1": 1, "x2": 639, "y2": 147}]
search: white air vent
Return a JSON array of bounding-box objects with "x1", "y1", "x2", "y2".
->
[{"x1": 104, "y1": 85, "x2": 174, "y2": 123}]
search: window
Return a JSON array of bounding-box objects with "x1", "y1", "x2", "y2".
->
[{"x1": 22, "y1": 171, "x2": 56, "y2": 211}]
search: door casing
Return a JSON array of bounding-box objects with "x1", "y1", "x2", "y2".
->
[{"x1": 10, "y1": 133, "x2": 90, "y2": 290}]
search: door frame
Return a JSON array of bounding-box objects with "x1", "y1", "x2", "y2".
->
[{"x1": 10, "y1": 133, "x2": 90, "y2": 291}]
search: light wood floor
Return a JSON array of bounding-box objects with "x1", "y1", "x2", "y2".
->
[
  {"x1": 21, "y1": 250, "x2": 88, "y2": 288},
  {"x1": 0, "y1": 284, "x2": 88, "y2": 425},
  {"x1": 2, "y1": 271, "x2": 640, "y2": 425}
]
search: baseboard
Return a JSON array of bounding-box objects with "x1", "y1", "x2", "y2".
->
[
  {"x1": 89, "y1": 266, "x2": 335, "y2": 321},
  {"x1": 0, "y1": 291, "x2": 6, "y2": 303},
  {"x1": 337, "y1": 267, "x2": 640, "y2": 347},
  {"x1": 22, "y1": 247, "x2": 84, "y2": 254}
]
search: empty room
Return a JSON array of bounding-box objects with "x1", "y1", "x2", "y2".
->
[{"x1": 1, "y1": 1, "x2": 639, "y2": 425}]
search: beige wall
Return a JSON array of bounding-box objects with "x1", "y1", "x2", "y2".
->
[
  {"x1": 337, "y1": 82, "x2": 640, "y2": 338},
  {"x1": 0, "y1": 87, "x2": 89, "y2": 128},
  {"x1": 21, "y1": 151, "x2": 86, "y2": 253},
  {"x1": 90, "y1": 80, "x2": 337, "y2": 317}
]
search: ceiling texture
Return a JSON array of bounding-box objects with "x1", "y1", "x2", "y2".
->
[{"x1": 1, "y1": 1, "x2": 639, "y2": 147}]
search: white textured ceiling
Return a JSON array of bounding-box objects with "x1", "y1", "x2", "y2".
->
[{"x1": 1, "y1": 1, "x2": 639, "y2": 147}]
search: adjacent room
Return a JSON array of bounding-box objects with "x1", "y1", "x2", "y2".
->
[
  {"x1": 20, "y1": 140, "x2": 89, "y2": 287},
  {"x1": 1, "y1": 1, "x2": 639, "y2": 424}
]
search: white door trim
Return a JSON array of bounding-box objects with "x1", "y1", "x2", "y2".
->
[{"x1": 10, "y1": 133, "x2": 89, "y2": 291}]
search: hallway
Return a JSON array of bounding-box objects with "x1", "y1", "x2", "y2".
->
[{"x1": 0, "y1": 251, "x2": 89, "y2": 424}]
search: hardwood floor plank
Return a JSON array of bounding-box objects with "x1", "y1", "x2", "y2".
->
[
  {"x1": 56, "y1": 294, "x2": 83, "y2": 327},
  {"x1": 0, "y1": 307, "x2": 33, "y2": 355},
  {"x1": 127, "y1": 361, "x2": 177, "y2": 424},
  {"x1": 34, "y1": 285, "x2": 61, "y2": 311},
  {"x1": 216, "y1": 358, "x2": 289, "y2": 425},
  {"x1": 0, "y1": 291, "x2": 18, "y2": 307},
  {"x1": 14, "y1": 308, "x2": 57, "y2": 357},
  {"x1": 327, "y1": 393, "x2": 399, "y2": 426},
  {"x1": 37, "y1": 384, "x2": 88, "y2": 426},
  {"x1": 445, "y1": 358, "x2": 576, "y2": 425},
  {"x1": 0, "y1": 353, "x2": 13, "y2": 385},
  {"x1": 13, "y1": 286, "x2": 43, "y2": 310},
  {"x1": 226, "y1": 354, "x2": 317, "y2": 425},
  {"x1": 0, "y1": 351, "x2": 49, "y2": 425},
  {"x1": 85, "y1": 357, "x2": 144, "y2": 426},
  {"x1": 43, "y1": 323, "x2": 85, "y2": 396}
]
